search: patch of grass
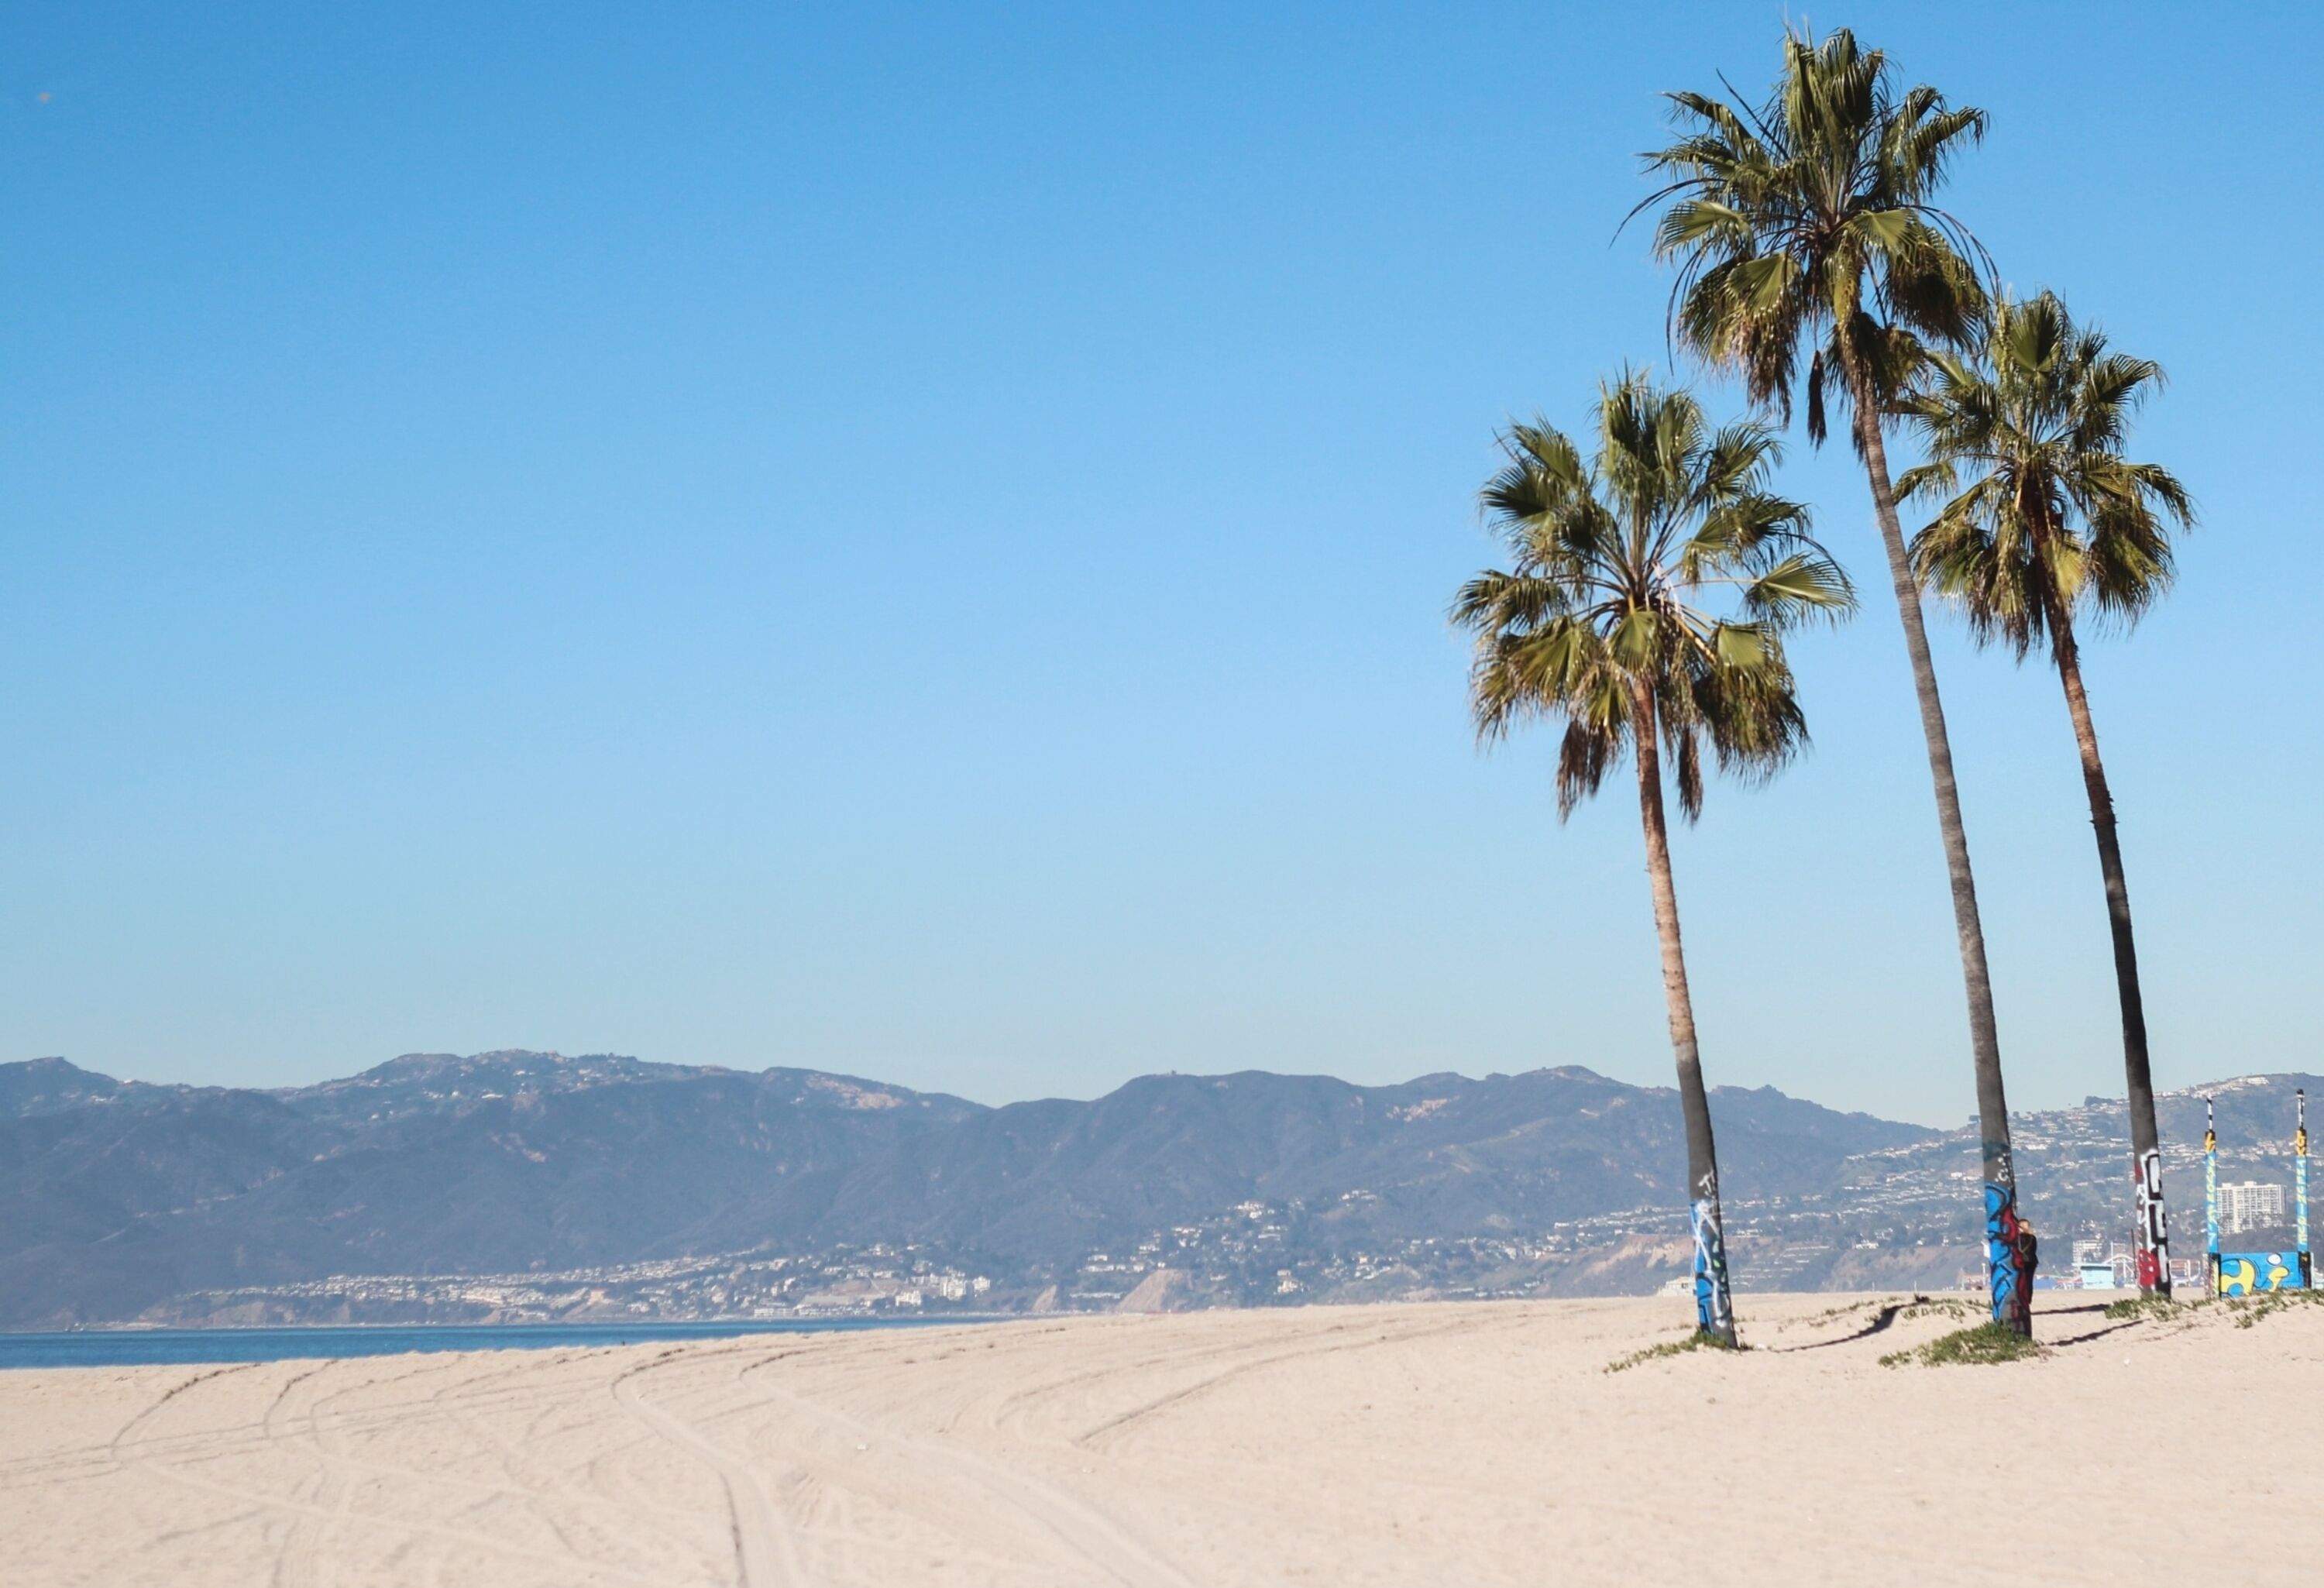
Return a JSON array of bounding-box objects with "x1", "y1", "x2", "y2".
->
[
  {"x1": 2223, "y1": 1288, "x2": 2323, "y2": 1328},
  {"x1": 1879, "y1": 1322, "x2": 2043, "y2": 1369},
  {"x1": 1605, "y1": 1329, "x2": 1746, "y2": 1373},
  {"x1": 2102, "y1": 1294, "x2": 2178, "y2": 1322},
  {"x1": 1896, "y1": 1296, "x2": 1975, "y2": 1324}
]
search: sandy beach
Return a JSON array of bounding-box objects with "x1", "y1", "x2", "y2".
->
[{"x1": 3, "y1": 1291, "x2": 2316, "y2": 1586}]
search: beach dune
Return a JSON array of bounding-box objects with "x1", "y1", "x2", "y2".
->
[{"x1": 2, "y1": 1291, "x2": 2316, "y2": 1586}]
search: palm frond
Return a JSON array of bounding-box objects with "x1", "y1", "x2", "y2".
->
[
  {"x1": 1456, "y1": 373, "x2": 1844, "y2": 821},
  {"x1": 1898, "y1": 290, "x2": 2192, "y2": 652},
  {"x1": 1640, "y1": 26, "x2": 1989, "y2": 440}
]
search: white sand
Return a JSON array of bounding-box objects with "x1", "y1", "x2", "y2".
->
[{"x1": 3, "y1": 1291, "x2": 2316, "y2": 1586}]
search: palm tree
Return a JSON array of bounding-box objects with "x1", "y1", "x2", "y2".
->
[
  {"x1": 1899, "y1": 291, "x2": 2195, "y2": 1297},
  {"x1": 1636, "y1": 27, "x2": 2039, "y2": 1333},
  {"x1": 1454, "y1": 373, "x2": 1851, "y2": 1345}
]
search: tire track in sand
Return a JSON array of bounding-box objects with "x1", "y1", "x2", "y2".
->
[
  {"x1": 108, "y1": 1359, "x2": 676, "y2": 1587},
  {"x1": 738, "y1": 1351, "x2": 1198, "y2": 1588},
  {"x1": 1075, "y1": 1311, "x2": 1508, "y2": 1450},
  {"x1": 612, "y1": 1353, "x2": 804, "y2": 1588},
  {"x1": 272, "y1": 1359, "x2": 453, "y2": 1588}
]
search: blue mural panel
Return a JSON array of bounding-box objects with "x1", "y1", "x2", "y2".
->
[{"x1": 2216, "y1": 1253, "x2": 2308, "y2": 1295}]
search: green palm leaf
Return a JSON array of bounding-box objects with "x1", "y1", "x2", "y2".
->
[{"x1": 1453, "y1": 372, "x2": 1851, "y2": 816}]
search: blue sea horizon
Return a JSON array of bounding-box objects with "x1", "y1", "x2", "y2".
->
[{"x1": 0, "y1": 1314, "x2": 993, "y2": 1371}]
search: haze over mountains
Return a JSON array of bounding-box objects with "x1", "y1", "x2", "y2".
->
[{"x1": 3, "y1": 1051, "x2": 2310, "y2": 1329}]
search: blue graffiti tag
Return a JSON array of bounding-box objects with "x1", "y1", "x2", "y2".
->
[
  {"x1": 1984, "y1": 1181, "x2": 2020, "y2": 1327},
  {"x1": 1690, "y1": 1197, "x2": 1731, "y2": 1337}
]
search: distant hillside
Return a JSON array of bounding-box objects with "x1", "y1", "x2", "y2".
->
[
  {"x1": 0, "y1": 1051, "x2": 1927, "y2": 1328},
  {"x1": 815, "y1": 1067, "x2": 1930, "y2": 1263},
  {"x1": 0, "y1": 1056, "x2": 136, "y2": 1116}
]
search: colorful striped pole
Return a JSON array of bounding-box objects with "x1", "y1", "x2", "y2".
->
[
  {"x1": 2298, "y1": 1089, "x2": 2310, "y2": 1290},
  {"x1": 2204, "y1": 1096, "x2": 2219, "y2": 1296}
]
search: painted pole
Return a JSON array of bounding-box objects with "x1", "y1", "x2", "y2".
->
[
  {"x1": 2297, "y1": 1089, "x2": 2310, "y2": 1290},
  {"x1": 2204, "y1": 1096, "x2": 2219, "y2": 1297},
  {"x1": 1688, "y1": 1181, "x2": 1734, "y2": 1347},
  {"x1": 2134, "y1": 1141, "x2": 2170, "y2": 1298}
]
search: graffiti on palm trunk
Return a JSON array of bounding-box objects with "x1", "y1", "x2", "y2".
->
[
  {"x1": 2133, "y1": 1148, "x2": 2169, "y2": 1293},
  {"x1": 1690, "y1": 1198, "x2": 1731, "y2": 1337},
  {"x1": 1985, "y1": 1181, "x2": 2033, "y2": 1331},
  {"x1": 1690, "y1": 1193, "x2": 1731, "y2": 1339}
]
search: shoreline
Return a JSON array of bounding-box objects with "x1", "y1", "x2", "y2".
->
[
  {"x1": 0, "y1": 1311, "x2": 1015, "y2": 1373},
  {"x1": 3, "y1": 1310, "x2": 1016, "y2": 1337}
]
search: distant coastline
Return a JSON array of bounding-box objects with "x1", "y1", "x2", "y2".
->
[{"x1": 0, "y1": 1313, "x2": 1002, "y2": 1371}]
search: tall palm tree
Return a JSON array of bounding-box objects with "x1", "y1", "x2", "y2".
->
[
  {"x1": 1454, "y1": 373, "x2": 1851, "y2": 1345},
  {"x1": 1899, "y1": 291, "x2": 2195, "y2": 1297},
  {"x1": 1636, "y1": 28, "x2": 2039, "y2": 1333}
]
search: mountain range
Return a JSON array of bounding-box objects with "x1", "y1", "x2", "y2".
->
[
  {"x1": 2, "y1": 1050, "x2": 1933, "y2": 1328},
  {"x1": 8, "y1": 1050, "x2": 2312, "y2": 1330}
]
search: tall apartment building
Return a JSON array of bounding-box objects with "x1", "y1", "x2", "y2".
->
[{"x1": 2219, "y1": 1181, "x2": 2287, "y2": 1236}]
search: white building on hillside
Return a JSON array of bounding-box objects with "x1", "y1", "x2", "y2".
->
[{"x1": 2219, "y1": 1181, "x2": 2286, "y2": 1236}]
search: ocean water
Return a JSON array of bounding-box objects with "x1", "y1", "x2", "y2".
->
[{"x1": 0, "y1": 1315, "x2": 983, "y2": 1371}]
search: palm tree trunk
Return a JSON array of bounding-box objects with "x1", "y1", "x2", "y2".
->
[
  {"x1": 1841, "y1": 356, "x2": 2030, "y2": 1336},
  {"x1": 1629, "y1": 682, "x2": 1737, "y2": 1346},
  {"x1": 2039, "y1": 582, "x2": 2170, "y2": 1297}
]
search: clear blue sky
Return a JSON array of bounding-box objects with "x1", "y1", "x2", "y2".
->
[{"x1": 5, "y1": 3, "x2": 2317, "y2": 1124}]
